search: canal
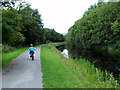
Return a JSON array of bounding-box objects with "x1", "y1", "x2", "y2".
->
[{"x1": 56, "y1": 45, "x2": 120, "y2": 81}]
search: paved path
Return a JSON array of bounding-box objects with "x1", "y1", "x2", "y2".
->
[{"x1": 2, "y1": 45, "x2": 44, "y2": 88}]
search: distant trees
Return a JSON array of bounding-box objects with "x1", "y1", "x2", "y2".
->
[
  {"x1": 66, "y1": 2, "x2": 120, "y2": 62},
  {"x1": 44, "y1": 28, "x2": 65, "y2": 43},
  {"x1": 2, "y1": 1, "x2": 64, "y2": 47}
]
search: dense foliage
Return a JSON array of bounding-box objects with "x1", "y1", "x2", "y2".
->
[
  {"x1": 2, "y1": 2, "x2": 64, "y2": 47},
  {"x1": 66, "y1": 2, "x2": 120, "y2": 75}
]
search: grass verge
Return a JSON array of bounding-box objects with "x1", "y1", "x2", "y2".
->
[
  {"x1": 41, "y1": 43, "x2": 119, "y2": 88},
  {"x1": 2, "y1": 47, "x2": 29, "y2": 67}
]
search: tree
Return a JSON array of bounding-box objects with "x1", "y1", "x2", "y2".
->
[
  {"x1": 17, "y1": 2, "x2": 44, "y2": 45},
  {"x1": 2, "y1": 8, "x2": 25, "y2": 46}
]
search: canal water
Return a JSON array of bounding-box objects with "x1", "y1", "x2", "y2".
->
[
  {"x1": 56, "y1": 45, "x2": 69, "y2": 58},
  {"x1": 56, "y1": 45, "x2": 120, "y2": 80}
]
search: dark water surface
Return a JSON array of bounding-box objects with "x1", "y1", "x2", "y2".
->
[{"x1": 56, "y1": 45, "x2": 120, "y2": 80}]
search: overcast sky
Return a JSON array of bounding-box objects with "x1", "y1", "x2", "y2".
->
[{"x1": 24, "y1": 0, "x2": 98, "y2": 34}]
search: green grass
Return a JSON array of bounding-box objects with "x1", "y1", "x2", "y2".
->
[
  {"x1": 41, "y1": 43, "x2": 119, "y2": 88},
  {"x1": 2, "y1": 47, "x2": 29, "y2": 67},
  {"x1": 41, "y1": 44, "x2": 85, "y2": 88}
]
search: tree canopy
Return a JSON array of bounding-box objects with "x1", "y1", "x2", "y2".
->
[{"x1": 2, "y1": 1, "x2": 65, "y2": 46}]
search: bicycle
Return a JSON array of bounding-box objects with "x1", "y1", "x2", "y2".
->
[{"x1": 29, "y1": 51, "x2": 34, "y2": 61}]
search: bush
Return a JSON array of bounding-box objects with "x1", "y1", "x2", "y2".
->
[{"x1": 2, "y1": 44, "x2": 15, "y2": 53}]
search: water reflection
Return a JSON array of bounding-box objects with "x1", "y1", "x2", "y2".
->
[
  {"x1": 56, "y1": 45, "x2": 69, "y2": 58},
  {"x1": 62, "y1": 49, "x2": 69, "y2": 58}
]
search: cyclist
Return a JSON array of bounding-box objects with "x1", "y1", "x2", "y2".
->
[{"x1": 29, "y1": 44, "x2": 36, "y2": 59}]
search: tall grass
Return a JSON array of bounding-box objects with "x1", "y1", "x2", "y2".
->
[{"x1": 64, "y1": 58, "x2": 119, "y2": 88}]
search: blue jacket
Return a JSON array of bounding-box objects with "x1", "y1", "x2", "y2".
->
[{"x1": 29, "y1": 47, "x2": 35, "y2": 51}]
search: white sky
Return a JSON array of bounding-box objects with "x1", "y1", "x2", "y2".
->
[{"x1": 24, "y1": 0, "x2": 98, "y2": 34}]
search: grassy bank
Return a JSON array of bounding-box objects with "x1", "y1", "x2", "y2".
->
[
  {"x1": 2, "y1": 46, "x2": 29, "y2": 67},
  {"x1": 41, "y1": 43, "x2": 119, "y2": 88}
]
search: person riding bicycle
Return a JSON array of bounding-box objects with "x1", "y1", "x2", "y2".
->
[{"x1": 29, "y1": 44, "x2": 36, "y2": 58}]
